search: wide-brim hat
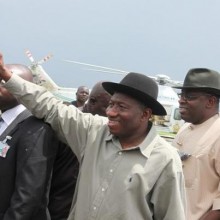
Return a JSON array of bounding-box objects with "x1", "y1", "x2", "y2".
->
[
  {"x1": 173, "y1": 68, "x2": 220, "y2": 96},
  {"x1": 102, "y1": 72, "x2": 166, "y2": 116}
]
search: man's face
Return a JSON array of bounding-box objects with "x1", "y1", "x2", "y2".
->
[
  {"x1": 178, "y1": 89, "x2": 213, "y2": 124},
  {"x1": 86, "y1": 91, "x2": 110, "y2": 116},
  {"x1": 76, "y1": 87, "x2": 89, "y2": 103},
  {"x1": 106, "y1": 92, "x2": 148, "y2": 139},
  {"x1": 0, "y1": 84, "x2": 18, "y2": 112}
]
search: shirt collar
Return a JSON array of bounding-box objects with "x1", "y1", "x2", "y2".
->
[
  {"x1": 105, "y1": 123, "x2": 160, "y2": 159},
  {"x1": 188, "y1": 113, "x2": 220, "y2": 130},
  {"x1": 1, "y1": 104, "x2": 26, "y2": 126},
  {"x1": 139, "y1": 125, "x2": 160, "y2": 158}
]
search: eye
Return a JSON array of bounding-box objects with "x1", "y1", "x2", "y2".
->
[
  {"x1": 108, "y1": 101, "x2": 113, "y2": 107},
  {"x1": 119, "y1": 104, "x2": 126, "y2": 108},
  {"x1": 118, "y1": 104, "x2": 128, "y2": 110},
  {"x1": 89, "y1": 98, "x2": 96, "y2": 104}
]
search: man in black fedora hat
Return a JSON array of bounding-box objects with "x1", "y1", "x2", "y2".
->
[
  {"x1": 173, "y1": 68, "x2": 220, "y2": 220},
  {"x1": 0, "y1": 53, "x2": 186, "y2": 220}
]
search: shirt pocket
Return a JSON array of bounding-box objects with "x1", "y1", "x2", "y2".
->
[
  {"x1": 183, "y1": 152, "x2": 208, "y2": 190},
  {"x1": 183, "y1": 155, "x2": 199, "y2": 189}
]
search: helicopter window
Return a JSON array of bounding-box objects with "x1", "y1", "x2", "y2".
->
[{"x1": 174, "y1": 108, "x2": 181, "y2": 120}]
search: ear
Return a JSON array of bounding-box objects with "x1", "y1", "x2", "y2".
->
[
  {"x1": 142, "y1": 108, "x2": 152, "y2": 120},
  {"x1": 206, "y1": 96, "x2": 218, "y2": 108}
]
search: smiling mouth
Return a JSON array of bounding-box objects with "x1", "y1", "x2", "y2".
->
[
  {"x1": 179, "y1": 107, "x2": 188, "y2": 114},
  {"x1": 108, "y1": 120, "x2": 119, "y2": 127}
]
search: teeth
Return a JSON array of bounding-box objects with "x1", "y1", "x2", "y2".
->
[{"x1": 108, "y1": 121, "x2": 118, "y2": 125}]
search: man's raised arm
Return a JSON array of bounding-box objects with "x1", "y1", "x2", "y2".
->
[{"x1": 0, "y1": 53, "x2": 13, "y2": 82}]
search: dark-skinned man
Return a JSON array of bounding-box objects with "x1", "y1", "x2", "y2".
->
[
  {"x1": 71, "y1": 86, "x2": 89, "y2": 110},
  {"x1": 83, "y1": 81, "x2": 111, "y2": 116},
  {"x1": 173, "y1": 68, "x2": 220, "y2": 220},
  {"x1": 0, "y1": 63, "x2": 78, "y2": 220},
  {"x1": 0, "y1": 64, "x2": 59, "y2": 220}
]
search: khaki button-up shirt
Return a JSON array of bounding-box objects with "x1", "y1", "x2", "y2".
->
[{"x1": 173, "y1": 114, "x2": 220, "y2": 220}]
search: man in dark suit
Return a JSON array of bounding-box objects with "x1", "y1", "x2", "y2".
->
[
  {"x1": 48, "y1": 141, "x2": 79, "y2": 220},
  {"x1": 0, "y1": 64, "x2": 58, "y2": 219},
  {"x1": 0, "y1": 64, "x2": 78, "y2": 220}
]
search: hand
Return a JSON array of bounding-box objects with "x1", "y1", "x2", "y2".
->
[
  {"x1": 0, "y1": 52, "x2": 12, "y2": 82},
  {"x1": 200, "y1": 210, "x2": 220, "y2": 220}
]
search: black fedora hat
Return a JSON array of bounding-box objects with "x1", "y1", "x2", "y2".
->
[
  {"x1": 102, "y1": 72, "x2": 166, "y2": 116},
  {"x1": 173, "y1": 68, "x2": 220, "y2": 96}
]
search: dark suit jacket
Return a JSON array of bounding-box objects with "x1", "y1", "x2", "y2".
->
[
  {"x1": 48, "y1": 143, "x2": 79, "y2": 220},
  {"x1": 71, "y1": 100, "x2": 78, "y2": 107},
  {"x1": 0, "y1": 111, "x2": 58, "y2": 220}
]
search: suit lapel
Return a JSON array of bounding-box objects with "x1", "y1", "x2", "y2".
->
[{"x1": 0, "y1": 109, "x2": 32, "y2": 141}]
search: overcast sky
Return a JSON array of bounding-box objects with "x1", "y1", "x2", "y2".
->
[{"x1": 1, "y1": 0, "x2": 220, "y2": 88}]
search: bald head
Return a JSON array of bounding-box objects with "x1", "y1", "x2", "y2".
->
[
  {"x1": 5, "y1": 64, "x2": 33, "y2": 82},
  {"x1": 0, "y1": 64, "x2": 33, "y2": 112},
  {"x1": 83, "y1": 81, "x2": 111, "y2": 116},
  {"x1": 91, "y1": 82, "x2": 107, "y2": 94}
]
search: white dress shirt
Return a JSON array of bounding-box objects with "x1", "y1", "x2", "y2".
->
[{"x1": 0, "y1": 104, "x2": 26, "y2": 135}]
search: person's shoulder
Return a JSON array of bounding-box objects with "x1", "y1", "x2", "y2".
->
[
  {"x1": 19, "y1": 116, "x2": 53, "y2": 132},
  {"x1": 214, "y1": 114, "x2": 220, "y2": 123},
  {"x1": 156, "y1": 136, "x2": 178, "y2": 153},
  {"x1": 71, "y1": 100, "x2": 77, "y2": 106},
  {"x1": 155, "y1": 136, "x2": 182, "y2": 165}
]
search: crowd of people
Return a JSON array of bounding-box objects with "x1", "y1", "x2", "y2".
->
[{"x1": 0, "y1": 52, "x2": 220, "y2": 220}]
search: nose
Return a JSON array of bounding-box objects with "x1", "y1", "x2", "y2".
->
[
  {"x1": 178, "y1": 96, "x2": 187, "y2": 104},
  {"x1": 106, "y1": 105, "x2": 118, "y2": 117}
]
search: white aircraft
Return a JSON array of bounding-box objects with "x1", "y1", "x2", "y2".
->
[{"x1": 25, "y1": 50, "x2": 77, "y2": 102}]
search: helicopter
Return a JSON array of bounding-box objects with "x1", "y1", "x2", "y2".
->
[{"x1": 25, "y1": 50, "x2": 78, "y2": 102}]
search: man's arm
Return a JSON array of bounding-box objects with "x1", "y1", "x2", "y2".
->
[
  {"x1": 201, "y1": 143, "x2": 220, "y2": 220},
  {"x1": 0, "y1": 53, "x2": 12, "y2": 82},
  {"x1": 151, "y1": 161, "x2": 186, "y2": 220},
  {"x1": 0, "y1": 52, "x2": 107, "y2": 159},
  {"x1": 0, "y1": 52, "x2": 68, "y2": 143}
]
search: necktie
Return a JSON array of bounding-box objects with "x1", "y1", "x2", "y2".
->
[{"x1": 0, "y1": 116, "x2": 4, "y2": 129}]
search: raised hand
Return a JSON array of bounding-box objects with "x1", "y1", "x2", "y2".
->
[{"x1": 0, "y1": 52, "x2": 13, "y2": 82}]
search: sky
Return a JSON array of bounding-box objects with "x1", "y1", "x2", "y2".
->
[{"x1": 1, "y1": 0, "x2": 220, "y2": 89}]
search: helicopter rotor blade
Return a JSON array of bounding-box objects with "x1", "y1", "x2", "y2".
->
[
  {"x1": 38, "y1": 54, "x2": 53, "y2": 65},
  {"x1": 83, "y1": 68, "x2": 128, "y2": 75},
  {"x1": 63, "y1": 59, "x2": 129, "y2": 74},
  {"x1": 25, "y1": 49, "x2": 35, "y2": 63}
]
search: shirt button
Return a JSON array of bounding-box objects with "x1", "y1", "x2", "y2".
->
[
  {"x1": 102, "y1": 188, "x2": 105, "y2": 192},
  {"x1": 118, "y1": 152, "x2": 122, "y2": 155},
  {"x1": 93, "y1": 206, "x2": 97, "y2": 210},
  {"x1": 110, "y1": 169, "x2": 113, "y2": 173}
]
